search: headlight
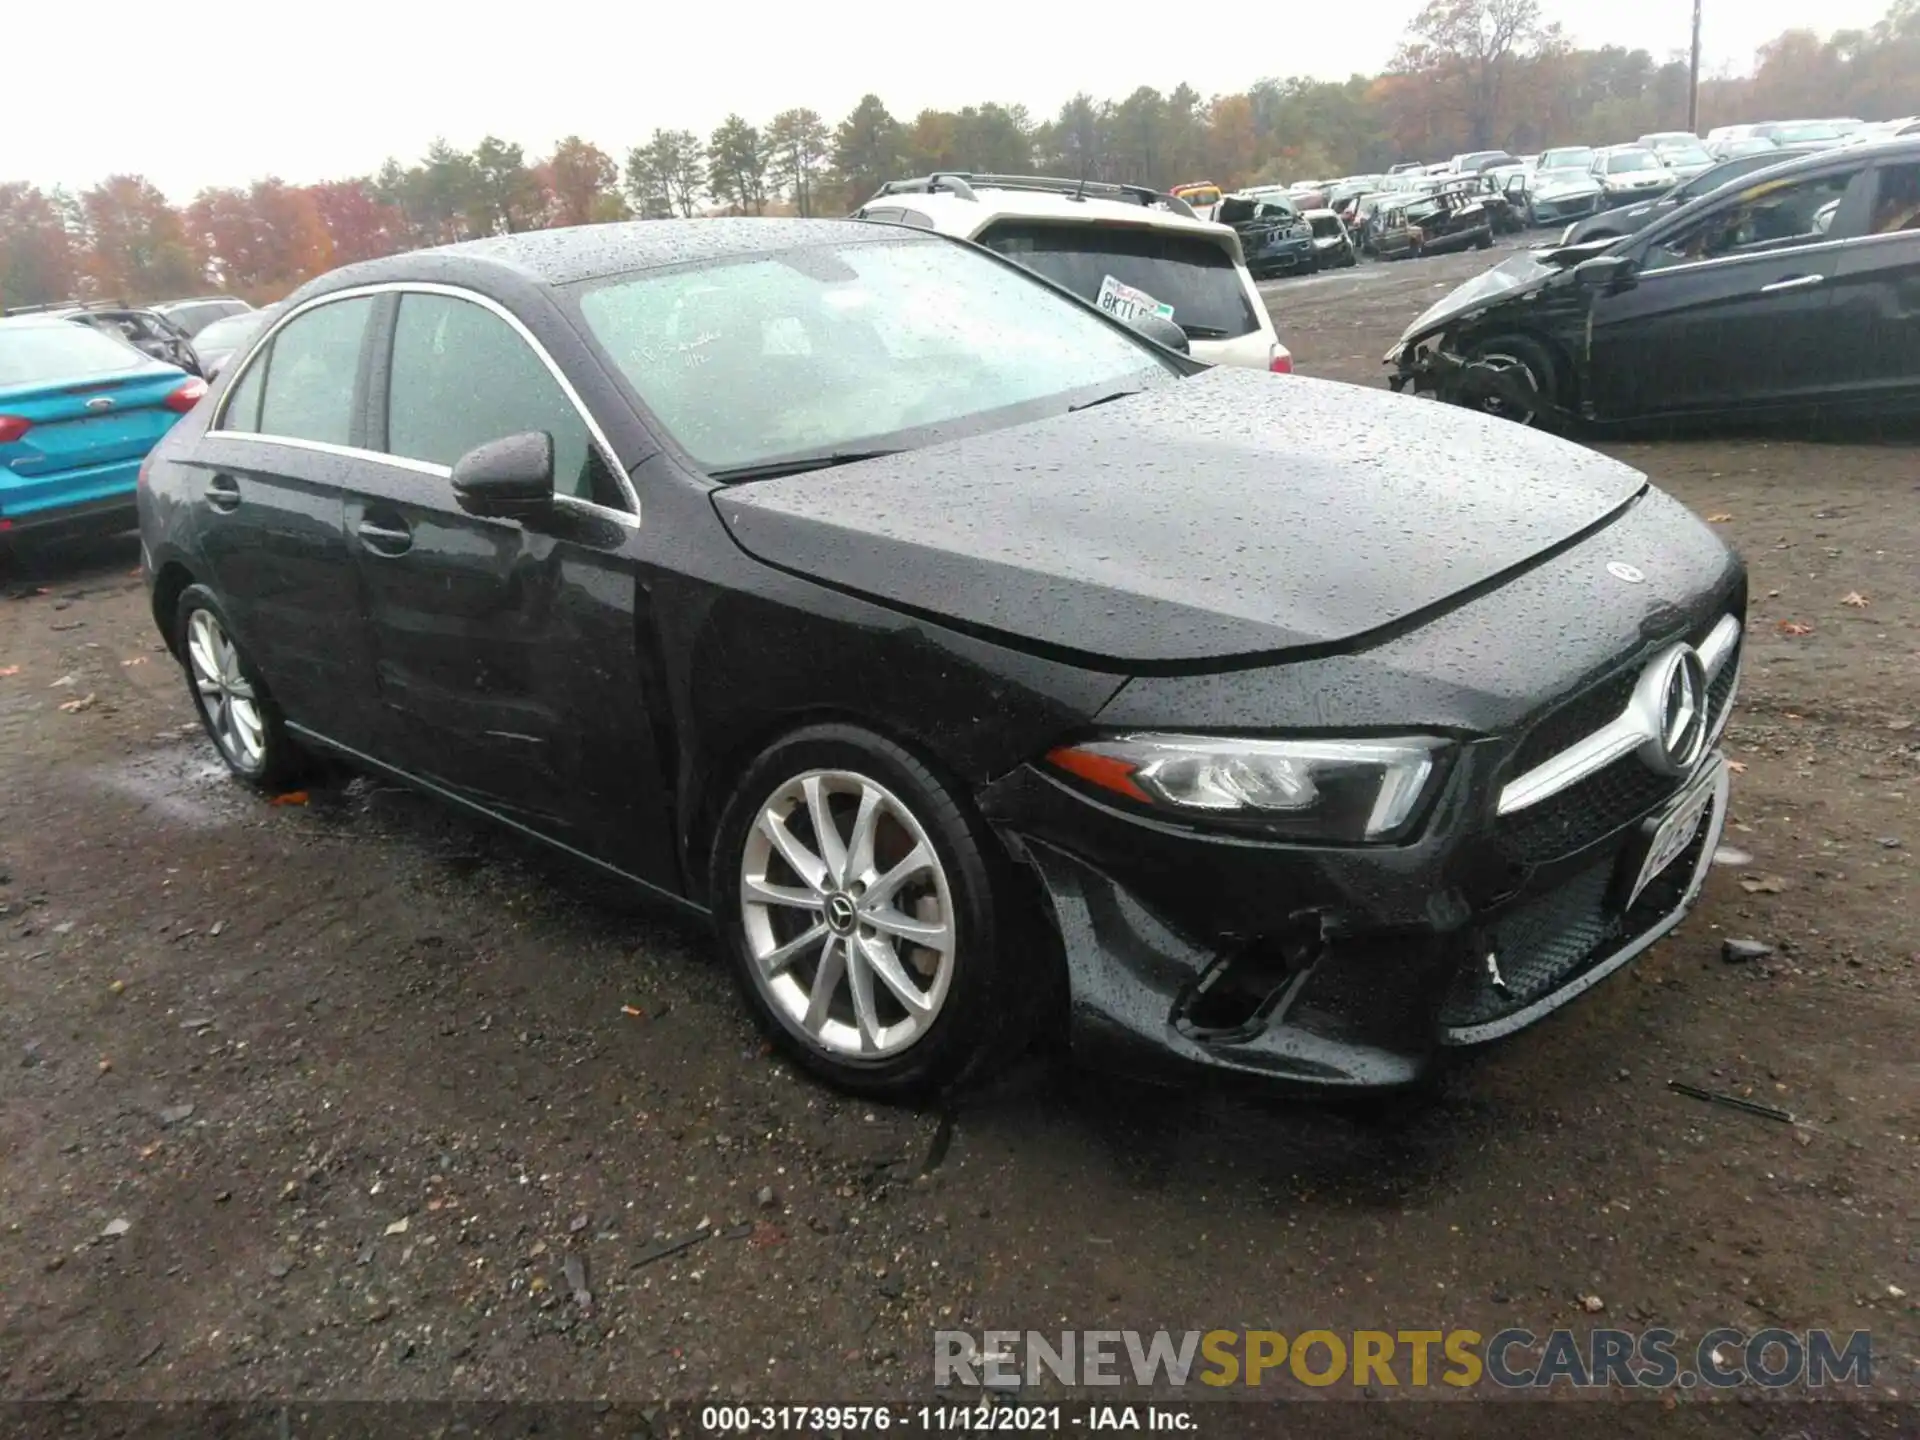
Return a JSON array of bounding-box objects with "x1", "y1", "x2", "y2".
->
[{"x1": 1045, "y1": 734, "x2": 1446, "y2": 843}]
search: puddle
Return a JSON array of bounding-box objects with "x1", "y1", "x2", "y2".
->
[{"x1": 84, "y1": 742, "x2": 256, "y2": 830}]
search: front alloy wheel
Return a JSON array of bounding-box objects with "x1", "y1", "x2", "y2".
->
[
  {"x1": 712, "y1": 724, "x2": 1037, "y2": 1098},
  {"x1": 739, "y1": 770, "x2": 955, "y2": 1058}
]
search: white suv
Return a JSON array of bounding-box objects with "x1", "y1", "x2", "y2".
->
[{"x1": 854, "y1": 174, "x2": 1292, "y2": 373}]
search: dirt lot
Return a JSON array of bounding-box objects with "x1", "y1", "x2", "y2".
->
[{"x1": 1, "y1": 243, "x2": 1915, "y2": 1429}]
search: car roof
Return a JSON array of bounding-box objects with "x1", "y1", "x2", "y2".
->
[
  {"x1": 865, "y1": 185, "x2": 1236, "y2": 241},
  {"x1": 299, "y1": 218, "x2": 893, "y2": 299},
  {"x1": 0, "y1": 314, "x2": 77, "y2": 330},
  {"x1": 1676, "y1": 136, "x2": 1920, "y2": 200}
]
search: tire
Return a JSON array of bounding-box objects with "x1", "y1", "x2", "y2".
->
[
  {"x1": 710, "y1": 724, "x2": 1038, "y2": 1099},
  {"x1": 173, "y1": 583, "x2": 306, "y2": 790},
  {"x1": 1474, "y1": 229, "x2": 1493, "y2": 250},
  {"x1": 1465, "y1": 335, "x2": 1560, "y2": 429}
]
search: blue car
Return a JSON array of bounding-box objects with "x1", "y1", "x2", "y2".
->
[{"x1": 0, "y1": 316, "x2": 205, "y2": 550}]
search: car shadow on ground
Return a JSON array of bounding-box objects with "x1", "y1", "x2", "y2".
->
[
  {"x1": 2, "y1": 530, "x2": 142, "y2": 595},
  {"x1": 269, "y1": 756, "x2": 1481, "y2": 1211}
]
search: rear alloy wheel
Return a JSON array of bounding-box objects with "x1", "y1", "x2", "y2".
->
[
  {"x1": 174, "y1": 583, "x2": 303, "y2": 789},
  {"x1": 713, "y1": 725, "x2": 1030, "y2": 1097}
]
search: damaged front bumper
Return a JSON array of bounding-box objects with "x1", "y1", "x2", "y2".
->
[
  {"x1": 1387, "y1": 337, "x2": 1558, "y2": 420},
  {"x1": 981, "y1": 753, "x2": 1730, "y2": 1094}
]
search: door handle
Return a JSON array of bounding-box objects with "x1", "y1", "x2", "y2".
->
[
  {"x1": 355, "y1": 518, "x2": 413, "y2": 556},
  {"x1": 204, "y1": 475, "x2": 241, "y2": 512},
  {"x1": 1760, "y1": 274, "x2": 1823, "y2": 294}
]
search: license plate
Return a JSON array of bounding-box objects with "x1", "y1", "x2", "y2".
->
[{"x1": 1627, "y1": 766, "x2": 1718, "y2": 910}]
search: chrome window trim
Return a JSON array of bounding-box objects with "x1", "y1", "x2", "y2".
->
[
  {"x1": 1496, "y1": 614, "x2": 1742, "y2": 816},
  {"x1": 200, "y1": 430, "x2": 450, "y2": 477},
  {"x1": 207, "y1": 280, "x2": 641, "y2": 528}
]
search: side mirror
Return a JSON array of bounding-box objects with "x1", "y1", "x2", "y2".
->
[
  {"x1": 1573, "y1": 254, "x2": 1637, "y2": 292},
  {"x1": 451, "y1": 431, "x2": 555, "y2": 518},
  {"x1": 1127, "y1": 310, "x2": 1190, "y2": 355}
]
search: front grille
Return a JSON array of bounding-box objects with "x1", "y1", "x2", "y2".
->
[
  {"x1": 1442, "y1": 799, "x2": 1714, "y2": 1030},
  {"x1": 1706, "y1": 637, "x2": 1741, "y2": 719},
  {"x1": 1497, "y1": 613, "x2": 1741, "y2": 866},
  {"x1": 1508, "y1": 670, "x2": 1638, "y2": 779},
  {"x1": 1498, "y1": 754, "x2": 1681, "y2": 864}
]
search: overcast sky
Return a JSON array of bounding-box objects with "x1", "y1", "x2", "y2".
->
[{"x1": 13, "y1": 0, "x2": 1893, "y2": 199}]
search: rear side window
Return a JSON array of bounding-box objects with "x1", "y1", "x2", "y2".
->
[
  {"x1": 384, "y1": 293, "x2": 605, "y2": 503},
  {"x1": 974, "y1": 221, "x2": 1260, "y2": 338},
  {"x1": 249, "y1": 296, "x2": 373, "y2": 446},
  {"x1": 1870, "y1": 165, "x2": 1920, "y2": 235},
  {"x1": 0, "y1": 323, "x2": 142, "y2": 386},
  {"x1": 222, "y1": 351, "x2": 267, "y2": 431}
]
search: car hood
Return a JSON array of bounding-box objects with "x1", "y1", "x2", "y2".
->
[
  {"x1": 1396, "y1": 250, "x2": 1563, "y2": 345},
  {"x1": 715, "y1": 369, "x2": 1647, "y2": 670}
]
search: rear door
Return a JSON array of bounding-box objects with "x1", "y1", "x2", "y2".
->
[
  {"x1": 1586, "y1": 162, "x2": 1871, "y2": 419},
  {"x1": 343, "y1": 286, "x2": 661, "y2": 870},
  {"x1": 186, "y1": 294, "x2": 377, "y2": 749},
  {"x1": 1827, "y1": 159, "x2": 1920, "y2": 406}
]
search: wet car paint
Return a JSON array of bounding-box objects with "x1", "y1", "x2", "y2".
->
[
  {"x1": 141, "y1": 217, "x2": 1746, "y2": 1092},
  {"x1": 717, "y1": 369, "x2": 1646, "y2": 668}
]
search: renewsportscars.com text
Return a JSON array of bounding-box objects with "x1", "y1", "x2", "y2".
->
[{"x1": 934, "y1": 1328, "x2": 1874, "y2": 1391}]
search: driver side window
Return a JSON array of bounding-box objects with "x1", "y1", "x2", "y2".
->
[{"x1": 1645, "y1": 169, "x2": 1860, "y2": 269}]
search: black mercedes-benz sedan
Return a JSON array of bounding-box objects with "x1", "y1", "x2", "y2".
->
[{"x1": 139, "y1": 217, "x2": 1745, "y2": 1098}]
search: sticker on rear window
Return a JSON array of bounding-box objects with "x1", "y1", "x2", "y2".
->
[{"x1": 1094, "y1": 274, "x2": 1175, "y2": 325}]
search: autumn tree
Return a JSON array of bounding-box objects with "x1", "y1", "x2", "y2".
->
[
  {"x1": 0, "y1": 183, "x2": 77, "y2": 307},
  {"x1": 952, "y1": 103, "x2": 1036, "y2": 174},
  {"x1": 707, "y1": 115, "x2": 769, "y2": 214},
  {"x1": 1392, "y1": 0, "x2": 1565, "y2": 151},
  {"x1": 1109, "y1": 87, "x2": 1169, "y2": 189},
  {"x1": 80, "y1": 176, "x2": 201, "y2": 301},
  {"x1": 1037, "y1": 93, "x2": 1111, "y2": 180},
  {"x1": 765, "y1": 109, "x2": 830, "y2": 216},
  {"x1": 306, "y1": 180, "x2": 405, "y2": 266},
  {"x1": 374, "y1": 140, "x2": 479, "y2": 247},
  {"x1": 832, "y1": 95, "x2": 906, "y2": 208},
  {"x1": 625, "y1": 128, "x2": 706, "y2": 219},
  {"x1": 545, "y1": 136, "x2": 624, "y2": 227},
  {"x1": 468, "y1": 136, "x2": 543, "y2": 235}
]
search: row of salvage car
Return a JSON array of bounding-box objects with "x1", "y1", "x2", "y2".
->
[{"x1": 1389, "y1": 136, "x2": 1920, "y2": 429}]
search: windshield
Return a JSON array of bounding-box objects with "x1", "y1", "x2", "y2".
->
[
  {"x1": 193, "y1": 311, "x2": 266, "y2": 352},
  {"x1": 1654, "y1": 141, "x2": 1712, "y2": 164},
  {"x1": 975, "y1": 220, "x2": 1259, "y2": 339},
  {"x1": 1605, "y1": 151, "x2": 1665, "y2": 173},
  {"x1": 158, "y1": 301, "x2": 240, "y2": 336},
  {"x1": 0, "y1": 322, "x2": 144, "y2": 386},
  {"x1": 1309, "y1": 215, "x2": 1343, "y2": 237},
  {"x1": 1765, "y1": 122, "x2": 1842, "y2": 143},
  {"x1": 1540, "y1": 148, "x2": 1596, "y2": 172},
  {"x1": 573, "y1": 236, "x2": 1170, "y2": 473}
]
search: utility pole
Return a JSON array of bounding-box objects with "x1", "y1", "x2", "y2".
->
[{"x1": 1688, "y1": 0, "x2": 1703, "y2": 133}]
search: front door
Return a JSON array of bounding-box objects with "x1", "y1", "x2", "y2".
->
[
  {"x1": 185, "y1": 294, "x2": 378, "y2": 750},
  {"x1": 1586, "y1": 163, "x2": 1871, "y2": 421},
  {"x1": 342, "y1": 287, "x2": 673, "y2": 881}
]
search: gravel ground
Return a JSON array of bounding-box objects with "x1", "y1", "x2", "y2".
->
[{"x1": 0, "y1": 241, "x2": 1914, "y2": 1433}]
